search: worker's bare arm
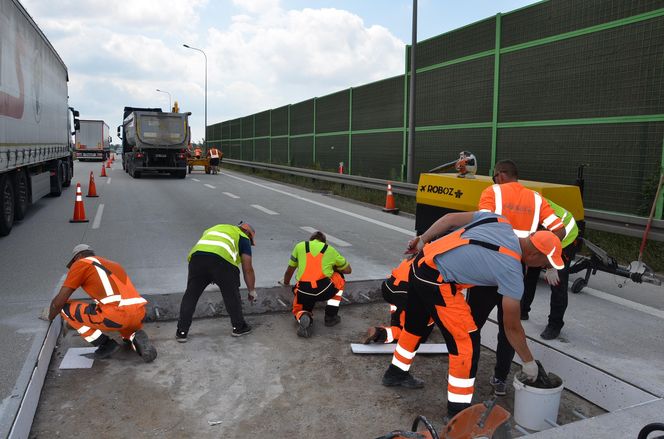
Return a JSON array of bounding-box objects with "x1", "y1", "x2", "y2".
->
[
  {"x1": 409, "y1": 211, "x2": 476, "y2": 252},
  {"x1": 337, "y1": 264, "x2": 352, "y2": 274},
  {"x1": 501, "y1": 296, "x2": 534, "y2": 363},
  {"x1": 240, "y1": 254, "x2": 256, "y2": 292},
  {"x1": 48, "y1": 286, "x2": 76, "y2": 320},
  {"x1": 282, "y1": 265, "x2": 297, "y2": 285}
]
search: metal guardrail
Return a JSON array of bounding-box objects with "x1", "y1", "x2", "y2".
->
[{"x1": 224, "y1": 158, "x2": 664, "y2": 242}]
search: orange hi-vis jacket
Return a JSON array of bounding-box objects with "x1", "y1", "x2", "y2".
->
[
  {"x1": 479, "y1": 182, "x2": 563, "y2": 238},
  {"x1": 298, "y1": 241, "x2": 331, "y2": 291},
  {"x1": 209, "y1": 148, "x2": 220, "y2": 159},
  {"x1": 71, "y1": 257, "x2": 147, "y2": 307},
  {"x1": 389, "y1": 258, "x2": 412, "y2": 287}
]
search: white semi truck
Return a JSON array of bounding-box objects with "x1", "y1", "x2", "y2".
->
[
  {"x1": 75, "y1": 119, "x2": 111, "y2": 161},
  {"x1": 0, "y1": 0, "x2": 78, "y2": 236}
]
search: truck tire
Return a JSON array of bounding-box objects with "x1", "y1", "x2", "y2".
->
[
  {"x1": 14, "y1": 170, "x2": 29, "y2": 220},
  {"x1": 0, "y1": 175, "x2": 15, "y2": 236},
  {"x1": 50, "y1": 160, "x2": 63, "y2": 196},
  {"x1": 62, "y1": 161, "x2": 73, "y2": 187},
  {"x1": 177, "y1": 170, "x2": 186, "y2": 179}
]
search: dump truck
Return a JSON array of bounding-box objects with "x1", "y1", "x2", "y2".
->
[
  {"x1": 118, "y1": 107, "x2": 191, "y2": 179},
  {"x1": 0, "y1": 0, "x2": 78, "y2": 236},
  {"x1": 75, "y1": 119, "x2": 111, "y2": 161}
]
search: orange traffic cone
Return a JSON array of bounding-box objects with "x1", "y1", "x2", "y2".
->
[
  {"x1": 382, "y1": 182, "x2": 399, "y2": 214},
  {"x1": 105, "y1": 160, "x2": 111, "y2": 168},
  {"x1": 86, "y1": 171, "x2": 99, "y2": 197},
  {"x1": 70, "y1": 183, "x2": 89, "y2": 223},
  {"x1": 100, "y1": 164, "x2": 107, "y2": 177}
]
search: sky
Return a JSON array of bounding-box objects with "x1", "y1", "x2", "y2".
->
[{"x1": 20, "y1": 0, "x2": 537, "y2": 144}]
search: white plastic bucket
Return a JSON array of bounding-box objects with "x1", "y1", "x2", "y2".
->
[{"x1": 513, "y1": 376, "x2": 564, "y2": 431}]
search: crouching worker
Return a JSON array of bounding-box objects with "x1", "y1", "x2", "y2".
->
[
  {"x1": 48, "y1": 244, "x2": 157, "y2": 362},
  {"x1": 281, "y1": 231, "x2": 351, "y2": 338}
]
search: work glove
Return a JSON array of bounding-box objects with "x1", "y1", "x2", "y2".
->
[
  {"x1": 38, "y1": 307, "x2": 50, "y2": 321},
  {"x1": 248, "y1": 290, "x2": 257, "y2": 304},
  {"x1": 521, "y1": 360, "x2": 539, "y2": 383},
  {"x1": 544, "y1": 268, "x2": 560, "y2": 286},
  {"x1": 405, "y1": 236, "x2": 424, "y2": 254}
]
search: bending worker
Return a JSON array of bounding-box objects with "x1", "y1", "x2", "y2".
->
[
  {"x1": 207, "y1": 146, "x2": 222, "y2": 174},
  {"x1": 280, "y1": 231, "x2": 351, "y2": 338},
  {"x1": 382, "y1": 211, "x2": 561, "y2": 419},
  {"x1": 176, "y1": 222, "x2": 257, "y2": 341},
  {"x1": 48, "y1": 244, "x2": 157, "y2": 362}
]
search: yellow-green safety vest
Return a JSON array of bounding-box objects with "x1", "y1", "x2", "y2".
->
[
  {"x1": 188, "y1": 224, "x2": 250, "y2": 267},
  {"x1": 547, "y1": 199, "x2": 578, "y2": 248}
]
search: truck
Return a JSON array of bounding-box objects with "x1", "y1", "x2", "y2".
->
[
  {"x1": 75, "y1": 119, "x2": 111, "y2": 161},
  {"x1": 118, "y1": 107, "x2": 191, "y2": 179},
  {"x1": 0, "y1": 0, "x2": 78, "y2": 236}
]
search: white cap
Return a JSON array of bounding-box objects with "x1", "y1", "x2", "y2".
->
[{"x1": 67, "y1": 244, "x2": 93, "y2": 268}]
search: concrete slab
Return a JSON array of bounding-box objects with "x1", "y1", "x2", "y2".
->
[
  {"x1": 350, "y1": 343, "x2": 449, "y2": 354},
  {"x1": 59, "y1": 348, "x2": 96, "y2": 370}
]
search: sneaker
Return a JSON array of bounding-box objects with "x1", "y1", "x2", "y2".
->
[
  {"x1": 489, "y1": 376, "x2": 507, "y2": 396},
  {"x1": 175, "y1": 330, "x2": 188, "y2": 343},
  {"x1": 297, "y1": 313, "x2": 312, "y2": 338},
  {"x1": 133, "y1": 329, "x2": 158, "y2": 363},
  {"x1": 382, "y1": 368, "x2": 425, "y2": 389},
  {"x1": 540, "y1": 326, "x2": 560, "y2": 340},
  {"x1": 232, "y1": 324, "x2": 252, "y2": 337},
  {"x1": 363, "y1": 326, "x2": 387, "y2": 344},
  {"x1": 94, "y1": 339, "x2": 120, "y2": 359},
  {"x1": 324, "y1": 315, "x2": 341, "y2": 327}
]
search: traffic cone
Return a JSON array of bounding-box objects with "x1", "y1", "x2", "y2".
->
[
  {"x1": 86, "y1": 171, "x2": 99, "y2": 197},
  {"x1": 100, "y1": 164, "x2": 107, "y2": 177},
  {"x1": 105, "y1": 160, "x2": 111, "y2": 168},
  {"x1": 382, "y1": 182, "x2": 399, "y2": 214},
  {"x1": 69, "y1": 183, "x2": 89, "y2": 223}
]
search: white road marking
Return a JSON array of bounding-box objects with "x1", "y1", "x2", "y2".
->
[
  {"x1": 221, "y1": 172, "x2": 415, "y2": 236},
  {"x1": 92, "y1": 204, "x2": 104, "y2": 229},
  {"x1": 106, "y1": 177, "x2": 111, "y2": 184},
  {"x1": 223, "y1": 192, "x2": 240, "y2": 199},
  {"x1": 300, "y1": 226, "x2": 351, "y2": 247},
  {"x1": 583, "y1": 287, "x2": 664, "y2": 320},
  {"x1": 252, "y1": 204, "x2": 279, "y2": 215},
  {"x1": 192, "y1": 178, "x2": 200, "y2": 182},
  {"x1": 204, "y1": 184, "x2": 216, "y2": 189}
]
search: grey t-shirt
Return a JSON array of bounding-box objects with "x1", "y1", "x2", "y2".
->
[{"x1": 433, "y1": 212, "x2": 524, "y2": 300}]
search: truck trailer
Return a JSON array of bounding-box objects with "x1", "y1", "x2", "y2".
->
[
  {"x1": 0, "y1": 0, "x2": 77, "y2": 236},
  {"x1": 75, "y1": 119, "x2": 111, "y2": 161},
  {"x1": 119, "y1": 107, "x2": 191, "y2": 179}
]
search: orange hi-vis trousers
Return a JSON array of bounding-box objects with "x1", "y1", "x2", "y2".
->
[
  {"x1": 292, "y1": 272, "x2": 345, "y2": 321},
  {"x1": 61, "y1": 300, "x2": 146, "y2": 345}
]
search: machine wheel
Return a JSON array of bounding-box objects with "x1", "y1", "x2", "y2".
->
[
  {"x1": 50, "y1": 160, "x2": 63, "y2": 196},
  {"x1": 205, "y1": 166, "x2": 211, "y2": 174},
  {"x1": 571, "y1": 278, "x2": 587, "y2": 294},
  {"x1": 188, "y1": 166, "x2": 192, "y2": 174},
  {"x1": 14, "y1": 170, "x2": 29, "y2": 220},
  {"x1": 0, "y1": 175, "x2": 15, "y2": 236}
]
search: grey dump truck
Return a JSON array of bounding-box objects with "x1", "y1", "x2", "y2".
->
[
  {"x1": 75, "y1": 119, "x2": 111, "y2": 161},
  {"x1": 118, "y1": 107, "x2": 191, "y2": 179},
  {"x1": 0, "y1": 0, "x2": 78, "y2": 236}
]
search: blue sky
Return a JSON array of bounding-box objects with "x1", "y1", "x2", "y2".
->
[{"x1": 22, "y1": 0, "x2": 537, "y2": 143}]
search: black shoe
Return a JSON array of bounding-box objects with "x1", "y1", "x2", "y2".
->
[
  {"x1": 232, "y1": 324, "x2": 252, "y2": 337},
  {"x1": 382, "y1": 368, "x2": 424, "y2": 389},
  {"x1": 363, "y1": 327, "x2": 387, "y2": 344},
  {"x1": 133, "y1": 330, "x2": 158, "y2": 363},
  {"x1": 175, "y1": 329, "x2": 188, "y2": 343},
  {"x1": 297, "y1": 313, "x2": 312, "y2": 338},
  {"x1": 324, "y1": 315, "x2": 341, "y2": 327},
  {"x1": 94, "y1": 339, "x2": 120, "y2": 359},
  {"x1": 540, "y1": 326, "x2": 560, "y2": 340}
]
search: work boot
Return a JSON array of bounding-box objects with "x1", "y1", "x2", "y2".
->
[
  {"x1": 297, "y1": 313, "x2": 312, "y2": 338},
  {"x1": 232, "y1": 323, "x2": 252, "y2": 337},
  {"x1": 324, "y1": 314, "x2": 341, "y2": 327},
  {"x1": 132, "y1": 330, "x2": 158, "y2": 363},
  {"x1": 94, "y1": 339, "x2": 120, "y2": 360},
  {"x1": 540, "y1": 326, "x2": 561, "y2": 340},
  {"x1": 382, "y1": 366, "x2": 424, "y2": 389},
  {"x1": 363, "y1": 326, "x2": 387, "y2": 344},
  {"x1": 175, "y1": 329, "x2": 188, "y2": 343},
  {"x1": 489, "y1": 376, "x2": 507, "y2": 396}
]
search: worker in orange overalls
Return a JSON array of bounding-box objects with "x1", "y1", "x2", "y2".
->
[
  {"x1": 48, "y1": 244, "x2": 157, "y2": 362},
  {"x1": 280, "y1": 231, "x2": 351, "y2": 338},
  {"x1": 207, "y1": 146, "x2": 221, "y2": 174},
  {"x1": 194, "y1": 146, "x2": 202, "y2": 158},
  {"x1": 382, "y1": 211, "x2": 560, "y2": 418}
]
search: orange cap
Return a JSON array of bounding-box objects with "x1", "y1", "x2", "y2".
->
[
  {"x1": 530, "y1": 231, "x2": 564, "y2": 269},
  {"x1": 239, "y1": 222, "x2": 255, "y2": 246}
]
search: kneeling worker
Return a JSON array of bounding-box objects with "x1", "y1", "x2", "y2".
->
[
  {"x1": 48, "y1": 244, "x2": 157, "y2": 362},
  {"x1": 177, "y1": 222, "x2": 257, "y2": 341},
  {"x1": 281, "y1": 231, "x2": 351, "y2": 337}
]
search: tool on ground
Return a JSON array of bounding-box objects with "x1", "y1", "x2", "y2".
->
[
  {"x1": 100, "y1": 163, "x2": 107, "y2": 177},
  {"x1": 69, "y1": 183, "x2": 89, "y2": 223},
  {"x1": 383, "y1": 182, "x2": 399, "y2": 214},
  {"x1": 86, "y1": 171, "x2": 99, "y2": 197}
]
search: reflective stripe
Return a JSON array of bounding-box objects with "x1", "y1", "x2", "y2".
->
[
  {"x1": 120, "y1": 297, "x2": 147, "y2": 306},
  {"x1": 448, "y1": 375, "x2": 475, "y2": 388},
  {"x1": 513, "y1": 229, "x2": 530, "y2": 238},
  {"x1": 197, "y1": 239, "x2": 238, "y2": 262},
  {"x1": 77, "y1": 325, "x2": 91, "y2": 334},
  {"x1": 478, "y1": 208, "x2": 492, "y2": 213},
  {"x1": 99, "y1": 295, "x2": 121, "y2": 304},
  {"x1": 85, "y1": 329, "x2": 103, "y2": 342},
  {"x1": 391, "y1": 357, "x2": 410, "y2": 371},
  {"x1": 491, "y1": 185, "x2": 502, "y2": 215},
  {"x1": 326, "y1": 298, "x2": 341, "y2": 307},
  {"x1": 530, "y1": 192, "x2": 542, "y2": 233},
  {"x1": 447, "y1": 391, "x2": 473, "y2": 403},
  {"x1": 395, "y1": 344, "x2": 416, "y2": 360},
  {"x1": 385, "y1": 328, "x2": 394, "y2": 343},
  {"x1": 207, "y1": 231, "x2": 237, "y2": 248},
  {"x1": 389, "y1": 304, "x2": 398, "y2": 313},
  {"x1": 564, "y1": 216, "x2": 577, "y2": 241},
  {"x1": 86, "y1": 257, "x2": 115, "y2": 297}
]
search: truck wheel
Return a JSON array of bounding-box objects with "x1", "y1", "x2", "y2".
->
[
  {"x1": 50, "y1": 160, "x2": 63, "y2": 196},
  {"x1": 62, "y1": 161, "x2": 73, "y2": 187},
  {"x1": 0, "y1": 175, "x2": 15, "y2": 236},
  {"x1": 14, "y1": 170, "x2": 29, "y2": 220},
  {"x1": 134, "y1": 170, "x2": 141, "y2": 179},
  {"x1": 177, "y1": 170, "x2": 186, "y2": 179}
]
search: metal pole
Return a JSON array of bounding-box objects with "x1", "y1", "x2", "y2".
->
[
  {"x1": 406, "y1": 0, "x2": 417, "y2": 183},
  {"x1": 183, "y1": 44, "x2": 208, "y2": 149},
  {"x1": 156, "y1": 89, "x2": 171, "y2": 111}
]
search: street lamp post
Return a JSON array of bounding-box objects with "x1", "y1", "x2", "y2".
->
[
  {"x1": 156, "y1": 89, "x2": 171, "y2": 111},
  {"x1": 183, "y1": 44, "x2": 207, "y2": 149}
]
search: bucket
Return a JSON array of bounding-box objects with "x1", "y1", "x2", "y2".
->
[{"x1": 513, "y1": 375, "x2": 564, "y2": 431}]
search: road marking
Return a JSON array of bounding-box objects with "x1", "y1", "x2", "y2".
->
[
  {"x1": 192, "y1": 178, "x2": 200, "y2": 182},
  {"x1": 223, "y1": 192, "x2": 240, "y2": 199},
  {"x1": 106, "y1": 177, "x2": 111, "y2": 184},
  {"x1": 583, "y1": 287, "x2": 664, "y2": 320},
  {"x1": 252, "y1": 204, "x2": 279, "y2": 215},
  {"x1": 204, "y1": 184, "x2": 216, "y2": 189},
  {"x1": 221, "y1": 172, "x2": 415, "y2": 236},
  {"x1": 92, "y1": 204, "x2": 104, "y2": 229},
  {"x1": 300, "y1": 226, "x2": 351, "y2": 247}
]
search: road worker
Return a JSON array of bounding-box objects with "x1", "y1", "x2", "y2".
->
[
  {"x1": 47, "y1": 244, "x2": 157, "y2": 362},
  {"x1": 280, "y1": 230, "x2": 351, "y2": 338},
  {"x1": 194, "y1": 146, "x2": 202, "y2": 159},
  {"x1": 207, "y1": 146, "x2": 222, "y2": 174},
  {"x1": 520, "y1": 198, "x2": 579, "y2": 340},
  {"x1": 382, "y1": 211, "x2": 560, "y2": 419},
  {"x1": 176, "y1": 222, "x2": 257, "y2": 341},
  {"x1": 477, "y1": 159, "x2": 565, "y2": 396}
]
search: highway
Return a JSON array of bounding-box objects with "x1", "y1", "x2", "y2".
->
[{"x1": 1, "y1": 160, "x2": 663, "y2": 437}]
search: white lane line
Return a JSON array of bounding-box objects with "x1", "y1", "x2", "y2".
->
[
  {"x1": 252, "y1": 204, "x2": 279, "y2": 215},
  {"x1": 106, "y1": 177, "x2": 111, "y2": 184},
  {"x1": 221, "y1": 172, "x2": 415, "y2": 236},
  {"x1": 192, "y1": 178, "x2": 200, "y2": 182},
  {"x1": 223, "y1": 192, "x2": 240, "y2": 199},
  {"x1": 300, "y1": 226, "x2": 351, "y2": 247},
  {"x1": 583, "y1": 287, "x2": 664, "y2": 320},
  {"x1": 92, "y1": 204, "x2": 104, "y2": 229},
  {"x1": 204, "y1": 184, "x2": 216, "y2": 189}
]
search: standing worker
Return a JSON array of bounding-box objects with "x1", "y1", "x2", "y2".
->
[
  {"x1": 194, "y1": 146, "x2": 202, "y2": 159},
  {"x1": 207, "y1": 146, "x2": 222, "y2": 174},
  {"x1": 382, "y1": 211, "x2": 560, "y2": 419},
  {"x1": 520, "y1": 198, "x2": 579, "y2": 339},
  {"x1": 280, "y1": 231, "x2": 351, "y2": 338},
  {"x1": 47, "y1": 244, "x2": 157, "y2": 362},
  {"x1": 176, "y1": 222, "x2": 257, "y2": 341}
]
